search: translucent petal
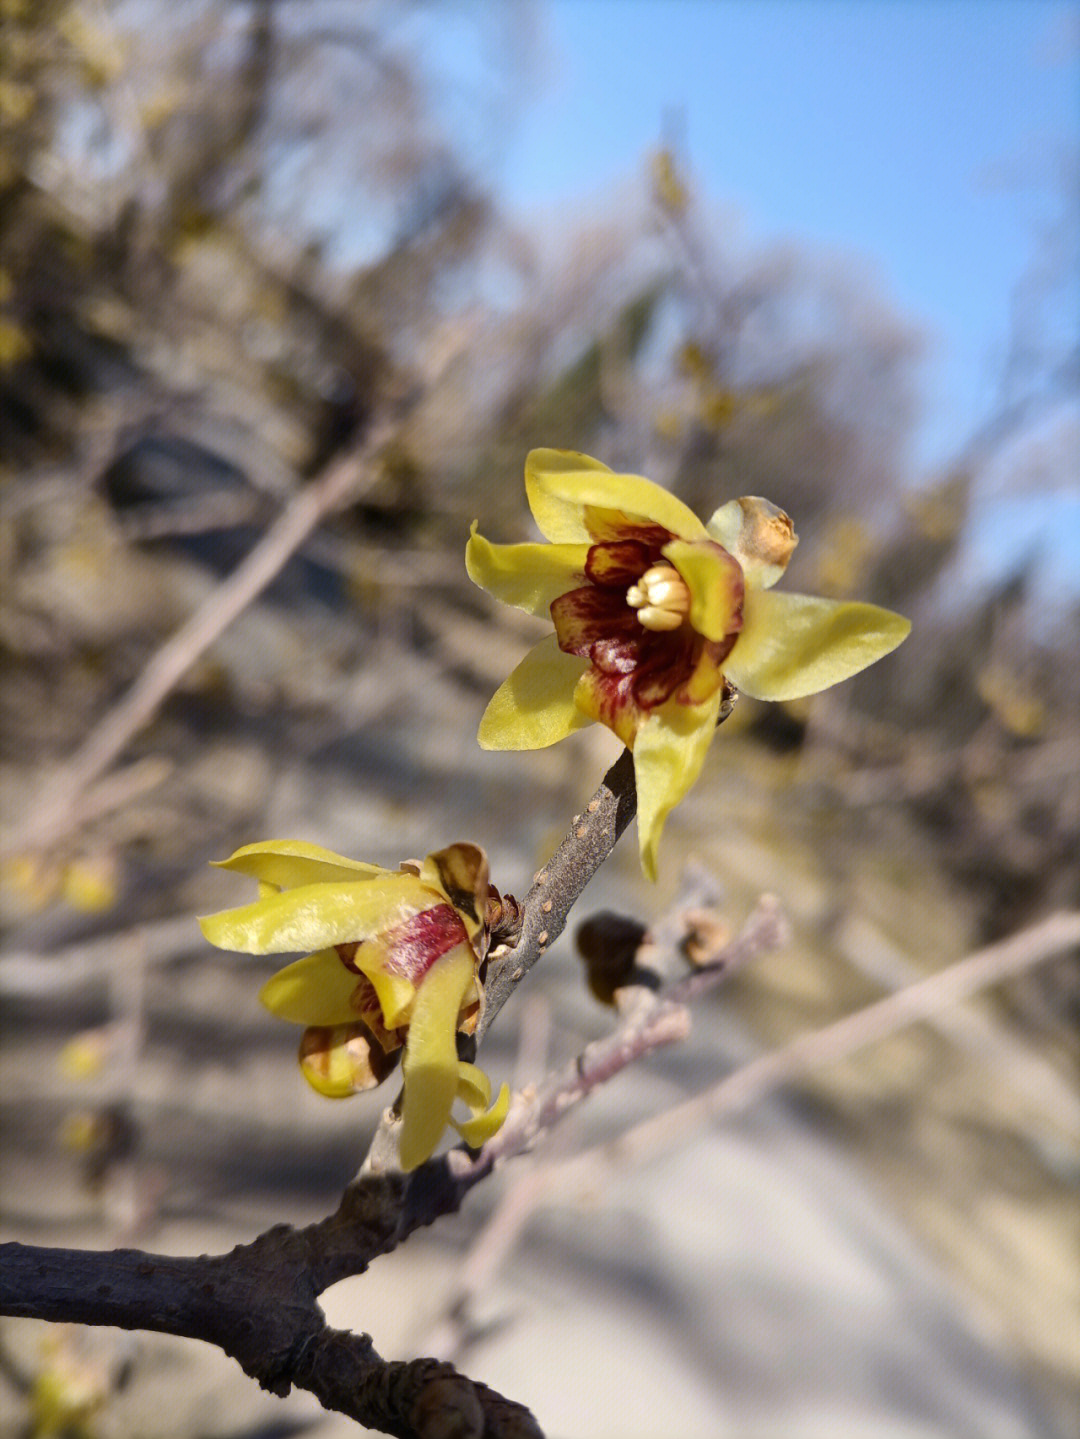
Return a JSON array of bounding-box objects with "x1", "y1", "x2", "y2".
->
[
  {"x1": 525, "y1": 448, "x2": 706, "y2": 543},
  {"x1": 633, "y1": 689, "x2": 723, "y2": 881},
  {"x1": 210, "y1": 839, "x2": 386, "y2": 890},
  {"x1": 198, "y1": 872, "x2": 432, "y2": 954},
  {"x1": 258, "y1": 947, "x2": 364, "y2": 1025},
  {"x1": 477, "y1": 634, "x2": 591, "y2": 750},
  {"x1": 465, "y1": 525, "x2": 589, "y2": 616},
  {"x1": 453, "y1": 1060, "x2": 492, "y2": 1110},
  {"x1": 706, "y1": 497, "x2": 796, "y2": 590},
  {"x1": 398, "y1": 943, "x2": 475, "y2": 1171},
  {"x1": 663, "y1": 539, "x2": 744, "y2": 641},
  {"x1": 725, "y1": 589, "x2": 911, "y2": 701}
]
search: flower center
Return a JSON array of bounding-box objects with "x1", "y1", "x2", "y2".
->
[{"x1": 626, "y1": 563, "x2": 690, "y2": 632}]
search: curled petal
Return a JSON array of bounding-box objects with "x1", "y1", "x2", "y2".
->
[
  {"x1": 706, "y1": 497, "x2": 797, "y2": 589},
  {"x1": 526, "y1": 448, "x2": 706, "y2": 544},
  {"x1": 465, "y1": 525, "x2": 589, "y2": 616},
  {"x1": 477, "y1": 634, "x2": 590, "y2": 750},
  {"x1": 662, "y1": 538, "x2": 744, "y2": 642},
  {"x1": 259, "y1": 946, "x2": 367, "y2": 1025},
  {"x1": 633, "y1": 688, "x2": 723, "y2": 881},
  {"x1": 726, "y1": 589, "x2": 911, "y2": 701},
  {"x1": 398, "y1": 943, "x2": 475, "y2": 1171},
  {"x1": 211, "y1": 840, "x2": 385, "y2": 891},
  {"x1": 450, "y1": 1062, "x2": 510, "y2": 1149},
  {"x1": 198, "y1": 871, "x2": 433, "y2": 954}
]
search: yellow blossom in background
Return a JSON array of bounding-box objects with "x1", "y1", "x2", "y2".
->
[
  {"x1": 199, "y1": 840, "x2": 509, "y2": 1172},
  {"x1": 467, "y1": 449, "x2": 911, "y2": 878}
]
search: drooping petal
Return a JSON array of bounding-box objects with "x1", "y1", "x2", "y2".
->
[
  {"x1": 526, "y1": 448, "x2": 707, "y2": 544},
  {"x1": 477, "y1": 633, "x2": 591, "y2": 750},
  {"x1": 465, "y1": 524, "x2": 589, "y2": 616},
  {"x1": 211, "y1": 840, "x2": 386, "y2": 891},
  {"x1": 725, "y1": 588, "x2": 911, "y2": 701},
  {"x1": 662, "y1": 538, "x2": 744, "y2": 642},
  {"x1": 258, "y1": 946, "x2": 366, "y2": 1025},
  {"x1": 416, "y1": 843, "x2": 490, "y2": 942},
  {"x1": 706, "y1": 497, "x2": 797, "y2": 590},
  {"x1": 450, "y1": 1062, "x2": 510, "y2": 1148},
  {"x1": 398, "y1": 942, "x2": 476, "y2": 1171},
  {"x1": 633, "y1": 688, "x2": 723, "y2": 881},
  {"x1": 198, "y1": 871, "x2": 433, "y2": 954}
]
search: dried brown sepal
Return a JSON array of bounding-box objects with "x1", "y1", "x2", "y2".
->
[
  {"x1": 486, "y1": 889, "x2": 524, "y2": 948},
  {"x1": 575, "y1": 910, "x2": 649, "y2": 1006}
]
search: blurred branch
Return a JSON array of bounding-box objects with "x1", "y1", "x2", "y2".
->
[
  {"x1": 3, "y1": 427, "x2": 394, "y2": 861},
  {"x1": 560, "y1": 908, "x2": 1080, "y2": 1178}
]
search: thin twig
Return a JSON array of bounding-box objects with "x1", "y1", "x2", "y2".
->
[
  {"x1": 5, "y1": 433, "x2": 390, "y2": 859},
  {"x1": 557, "y1": 908, "x2": 1080, "y2": 1181}
]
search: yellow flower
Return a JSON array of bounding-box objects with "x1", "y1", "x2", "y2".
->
[
  {"x1": 198, "y1": 839, "x2": 509, "y2": 1171},
  {"x1": 467, "y1": 449, "x2": 911, "y2": 878}
]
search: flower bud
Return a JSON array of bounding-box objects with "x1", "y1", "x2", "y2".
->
[{"x1": 298, "y1": 1023, "x2": 399, "y2": 1098}]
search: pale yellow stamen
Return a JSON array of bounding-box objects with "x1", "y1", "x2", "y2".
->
[{"x1": 626, "y1": 563, "x2": 690, "y2": 632}]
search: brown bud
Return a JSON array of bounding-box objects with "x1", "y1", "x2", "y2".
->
[
  {"x1": 680, "y1": 907, "x2": 731, "y2": 967},
  {"x1": 575, "y1": 910, "x2": 648, "y2": 1006}
]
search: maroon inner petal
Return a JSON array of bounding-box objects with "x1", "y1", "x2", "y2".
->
[
  {"x1": 583, "y1": 505, "x2": 673, "y2": 547},
  {"x1": 551, "y1": 586, "x2": 640, "y2": 657},
  {"x1": 585, "y1": 538, "x2": 653, "y2": 588},
  {"x1": 370, "y1": 903, "x2": 470, "y2": 985}
]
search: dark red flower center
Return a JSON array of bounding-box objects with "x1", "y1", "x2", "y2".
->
[{"x1": 551, "y1": 536, "x2": 741, "y2": 719}]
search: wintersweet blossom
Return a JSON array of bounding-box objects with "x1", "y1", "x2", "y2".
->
[
  {"x1": 467, "y1": 449, "x2": 911, "y2": 878},
  {"x1": 198, "y1": 840, "x2": 509, "y2": 1171}
]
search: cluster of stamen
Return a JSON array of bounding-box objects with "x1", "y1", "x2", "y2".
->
[{"x1": 626, "y1": 562, "x2": 691, "y2": 632}]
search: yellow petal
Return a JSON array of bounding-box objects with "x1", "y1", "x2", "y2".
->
[
  {"x1": 198, "y1": 871, "x2": 432, "y2": 954},
  {"x1": 298, "y1": 1022, "x2": 399, "y2": 1098},
  {"x1": 633, "y1": 688, "x2": 723, "y2": 881},
  {"x1": 662, "y1": 538, "x2": 744, "y2": 641},
  {"x1": 465, "y1": 524, "x2": 589, "y2": 616},
  {"x1": 453, "y1": 1059, "x2": 492, "y2": 1110},
  {"x1": 706, "y1": 497, "x2": 797, "y2": 589},
  {"x1": 525, "y1": 448, "x2": 706, "y2": 543},
  {"x1": 352, "y1": 935, "x2": 419, "y2": 1028},
  {"x1": 725, "y1": 589, "x2": 911, "y2": 701},
  {"x1": 477, "y1": 633, "x2": 591, "y2": 750},
  {"x1": 523, "y1": 448, "x2": 617, "y2": 541},
  {"x1": 398, "y1": 943, "x2": 475, "y2": 1171},
  {"x1": 451, "y1": 1063, "x2": 510, "y2": 1149},
  {"x1": 211, "y1": 839, "x2": 386, "y2": 890},
  {"x1": 259, "y1": 947, "x2": 365, "y2": 1025}
]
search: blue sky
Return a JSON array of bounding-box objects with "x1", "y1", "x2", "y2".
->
[
  {"x1": 495, "y1": 0, "x2": 1077, "y2": 469},
  {"x1": 481, "y1": 0, "x2": 1078, "y2": 593}
]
